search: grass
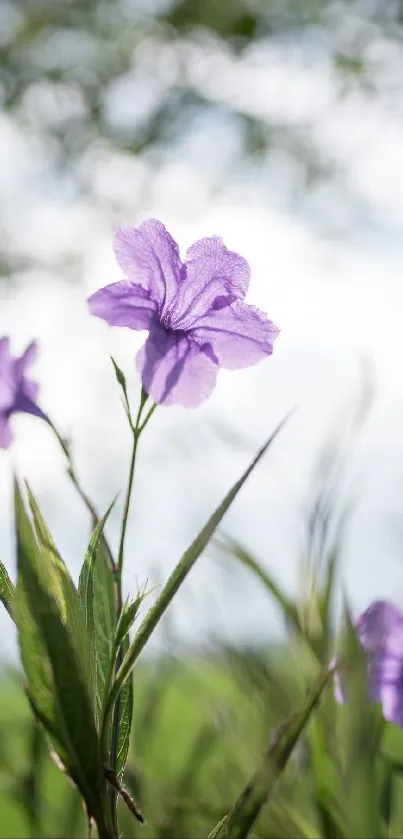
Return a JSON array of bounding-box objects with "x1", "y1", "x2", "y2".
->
[
  {"x1": 0, "y1": 376, "x2": 392, "y2": 838},
  {"x1": 0, "y1": 646, "x2": 312, "y2": 839}
]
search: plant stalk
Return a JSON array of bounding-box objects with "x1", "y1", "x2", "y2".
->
[{"x1": 109, "y1": 391, "x2": 149, "y2": 835}]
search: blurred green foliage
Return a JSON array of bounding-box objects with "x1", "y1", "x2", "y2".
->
[{"x1": 2, "y1": 621, "x2": 403, "y2": 838}]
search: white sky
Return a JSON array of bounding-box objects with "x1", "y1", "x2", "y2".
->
[{"x1": 1, "y1": 33, "x2": 403, "y2": 663}]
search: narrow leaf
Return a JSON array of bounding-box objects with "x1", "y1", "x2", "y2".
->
[
  {"x1": 208, "y1": 816, "x2": 228, "y2": 839},
  {"x1": 14, "y1": 482, "x2": 106, "y2": 827},
  {"x1": 339, "y1": 605, "x2": 384, "y2": 838},
  {"x1": 78, "y1": 503, "x2": 117, "y2": 724},
  {"x1": 224, "y1": 666, "x2": 332, "y2": 839},
  {"x1": 0, "y1": 560, "x2": 15, "y2": 618},
  {"x1": 27, "y1": 484, "x2": 92, "y2": 688},
  {"x1": 105, "y1": 411, "x2": 293, "y2": 735},
  {"x1": 115, "y1": 594, "x2": 145, "y2": 651},
  {"x1": 111, "y1": 356, "x2": 133, "y2": 424},
  {"x1": 111, "y1": 356, "x2": 127, "y2": 392},
  {"x1": 115, "y1": 636, "x2": 133, "y2": 780}
]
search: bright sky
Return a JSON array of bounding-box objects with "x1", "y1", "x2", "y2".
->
[{"x1": 1, "y1": 34, "x2": 403, "y2": 663}]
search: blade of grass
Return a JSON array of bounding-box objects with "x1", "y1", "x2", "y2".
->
[
  {"x1": 103, "y1": 411, "x2": 293, "y2": 736},
  {"x1": 223, "y1": 665, "x2": 332, "y2": 839}
]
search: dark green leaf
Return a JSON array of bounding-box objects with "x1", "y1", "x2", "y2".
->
[
  {"x1": 110, "y1": 356, "x2": 127, "y2": 392},
  {"x1": 115, "y1": 635, "x2": 133, "y2": 780},
  {"x1": 0, "y1": 560, "x2": 15, "y2": 618},
  {"x1": 78, "y1": 502, "x2": 117, "y2": 724},
  {"x1": 115, "y1": 594, "x2": 145, "y2": 651},
  {"x1": 26, "y1": 484, "x2": 93, "y2": 689},
  {"x1": 379, "y1": 763, "x2": 394, "y2": 830},
  {"x1": 14, "y1": 482, "x2": 106, "y2": 827}
]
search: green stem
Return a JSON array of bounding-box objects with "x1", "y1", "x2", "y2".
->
[
  {"x1": 46, "y1": 394, "x2": 155, "y2": 838},
  {"x1": 103, "y1": 411, "x2": 293, "y2": 737},
  {"x1": 109, "y1": 390, "x2": 150, "y2": 835},
  {"x1": 117, "y1": 431, "x2": 139, "y2": 578},
  {"x1": 138, "y1": 403, "x2": 157, "y2": 434}
]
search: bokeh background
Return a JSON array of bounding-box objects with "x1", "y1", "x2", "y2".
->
[{"x1": 1, "y1": 2, "x2": 403, "y2": 835}]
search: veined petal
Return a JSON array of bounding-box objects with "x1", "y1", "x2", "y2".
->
[
  {"x1": 113, "y1": 219, "x2": 183, "y2": 310},
  {"x1": 88, "y1": 281, "x2": 158, "y2": 330},
  {"x1": 136, "y1": 324, "x2": 218, "y2": 408},
  {"x1": 190, "y1": 300, "x2": 279, "y2": 369},
  {"x1": 169, "y1": 236, "x2": 250, "y2": 328}
]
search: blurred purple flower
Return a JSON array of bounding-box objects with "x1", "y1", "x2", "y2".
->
[
  {"x1": 88, "y1": 219, "x2": 279, "y2": 407},
  {"x1": 335, "y1": 600, "x2": 403, "y2": 727},
  {"x1": 0, "y1": 338, "x2": 45, "y2": 448}
]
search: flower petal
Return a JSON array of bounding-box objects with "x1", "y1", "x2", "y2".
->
[
  {"x1": 190, "y1": 300, "x2": 279, "y2": 369},
  {"x1": 335, "y1": 600, "x2": 403, "y2": 727},
  {"x1": 13, "y1": 386, "x2": 45, "y2": 419},
  {"x1": 0, "y1": 414, "x2": 12, "y2": 448},
  {"x1": 136, "y1": 325, "x2": 218, "y2": 407},
  {"x1": 0, "y1": 337, "x2": 10, "y2": 365},
  {"x1": 168, "y1": 237, "x2": 250, "y2": 329},
  {"x1": 88, "y1": 281, "x2": 158, "y2": 330},
  {"x1": 357, "y1": 601, "x2": 403, "y2": 724},
  {"x1": 13, "y1": 341, "x2": 38, "y2": 382},
  {"x1": 0, "y1": 337, "x2": 14, "y2": 411},
  {"x1": 113, "y1": 219, "x2": 183, "y2": 310},
  {"x1": 0, "y1": 339, "x2": 44, "y2": 426},
  {"x1": 357, "y1": 600, "x2": 403, "y2": 653}
]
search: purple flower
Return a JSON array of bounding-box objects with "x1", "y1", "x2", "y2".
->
[
  {"x1": 88, "y1": 219, "x2": 279, "y2": 407},
  {"x1": 0, "y1": 338, "x2": 45, "y2": 448},
  {"x1": 335, "y1": 600, "x2": 403, "y2": 727}
]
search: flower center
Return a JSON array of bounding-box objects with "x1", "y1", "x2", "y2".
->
[{"x1": 161, "y1": 307, "x2": 195, "y2": 332}]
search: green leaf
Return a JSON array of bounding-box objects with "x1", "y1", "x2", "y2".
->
[
  {"x1": 78, "y1": 503, "x2": 117, "y2": 724},
  {"x1": 223, "y1": 666, "x2": 332, "y2": 839},
  {"x1": 26, "y1": 484, "x2": 92, "y2": 689},
  {"x1": 207, "y1": 815, "x2": 228, "y2": 839},
  {"x1": 112, "y1": 591, "x2": 149, "y2": 779},
  {"x1": 110, "y1": 356, "x2": 127, "y2": 392},
  {"x1": 379, "y1": 763, "x2": 394, "y2": 831},
  {"x1": 104, "y1": 412, "x2": 292, "y2": 730},
  {"x1": 115, "y1": 593, "x2": 146, "y2": 651},
  {"x1": 339, "y1": 605, "x2": 384, "y2": 838},
  {"x1": 309, "y1": 712, "x2": 347, "y2": 839},
  {"x1": 14, "y1": 482, "x2": 106, "y2": 828},
  {"x1": 382, "y1": 722, "x2": 403, "y2": 766},
  {"x1": 115, "y1": 635, "x2": 133, "y2": 780},
  {"x1": 0, "y1": 560, "x2": 15, "y2": 618},
  {"x1": 110, "y1": 356, "x2": 133, "y2": 425},
  {"x1": 78, "y1": 505, "x2": 137, "y2": 779}
]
